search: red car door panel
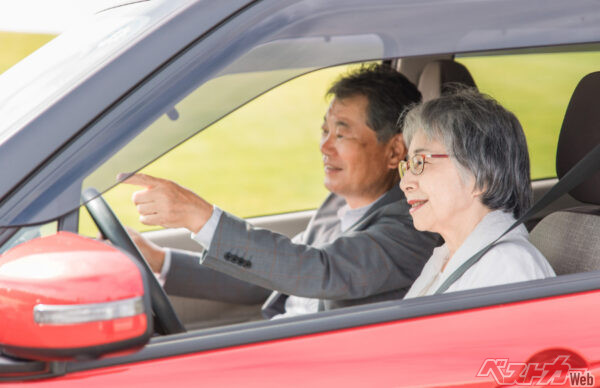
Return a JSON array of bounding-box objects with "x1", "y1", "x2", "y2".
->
[{"x1": 10, "y1": 290, "x2": 598, "y2": 387}]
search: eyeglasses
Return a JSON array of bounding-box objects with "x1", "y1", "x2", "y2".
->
[{"x1": 399, "y1": 154, "x2": 450, "y2": 178}]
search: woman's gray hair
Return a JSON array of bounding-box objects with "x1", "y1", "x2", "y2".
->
[{"x1": 400, "y1": 88, "x2": 532, "y2": 218}]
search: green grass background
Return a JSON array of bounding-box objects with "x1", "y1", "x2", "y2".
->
[
  {"x1": 458, "y1": 52, "x2": 600, "y2": 179},
  {"x1": 2, "y1": 31, "x2": 598, "y2": 235}
]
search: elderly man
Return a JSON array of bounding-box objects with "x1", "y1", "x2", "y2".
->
[{"x1": 124, "y1": 64, "x2": 439, "y2": 319}]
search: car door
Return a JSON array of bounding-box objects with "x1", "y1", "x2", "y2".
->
[{"x1": 5, "y1": 277, "x2": 596, "y2": 387}]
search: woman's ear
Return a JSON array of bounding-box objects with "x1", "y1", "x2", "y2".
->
[
  {"x1": 387, "y1": 133, "x2": 407, "y2": 169},
  {"x1": 471, "y1": 183, "x2": 486, "y2": 198}
]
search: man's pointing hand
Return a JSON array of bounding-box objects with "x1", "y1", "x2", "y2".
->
[{"x1": 118, "y1": 173, "x2": 213, "y2": 233}]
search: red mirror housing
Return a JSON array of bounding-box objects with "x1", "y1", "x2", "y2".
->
[{"x1": 0, "y1": 232, "x2": 152, "y2": 360}]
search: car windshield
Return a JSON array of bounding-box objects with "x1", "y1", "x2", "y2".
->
[{"x1": 0, "y1": 0, "x2": 190, "y2": 146}]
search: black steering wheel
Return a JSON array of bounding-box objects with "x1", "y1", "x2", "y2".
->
[{"x1": 82, "y1": 188, "x2": 186, "y2": 335}]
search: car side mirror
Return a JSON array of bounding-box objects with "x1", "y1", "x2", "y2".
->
[{"x1": 0, "y1": 232, "x2": 152, "y2": 361}]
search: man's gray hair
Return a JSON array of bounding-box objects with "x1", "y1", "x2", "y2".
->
[
  {"x1": 327, "y1": 64, "x2": 421, "y2": 143},
  {"x1": 401, "y1": 88, "x2": 532, "y2": 218}
]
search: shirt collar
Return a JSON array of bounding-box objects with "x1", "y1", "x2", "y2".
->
[{"x1": 337, "y1": 191, "x2": 387, "y2": 232}]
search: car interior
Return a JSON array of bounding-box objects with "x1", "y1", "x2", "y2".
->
[
  {"x1": 119, "y1": 51, "x2": 596, "y2": 331},
  {"x1": 529, "y1": 72, "x2": 600, "y2": 275}
]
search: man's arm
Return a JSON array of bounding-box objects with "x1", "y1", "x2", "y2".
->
[
  {"x1": 199, "y1": 204, "x2": 438, "y2": 300},
  {"x1": 126, "y1": 225, "x2": 272, "y2": 304},
  {"x1": 120, "y1": 172, "x2": 437, "y2": 301},
  {"x1": 165, "y1": 249, "x2": 272, "y2": 304}
]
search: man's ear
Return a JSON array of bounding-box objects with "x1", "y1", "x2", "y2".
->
[{"x1": 386, "y1": 133, "x2": 407, "y2": 169}]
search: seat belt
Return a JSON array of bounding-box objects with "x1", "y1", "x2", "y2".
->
[{"x1": 434, "y1": 142, "x2": 600, "y2": 294}]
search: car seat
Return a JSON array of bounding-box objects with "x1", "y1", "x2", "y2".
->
[
  {"x1": 417, "y1": 59, "x2": 477, "y2": 101},
  {"x1": 529, "y1": 72, "x2": 600, "y2": 275}
]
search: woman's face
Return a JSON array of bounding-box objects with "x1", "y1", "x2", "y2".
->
[{"x1": 399, "y1": 130, "x2": 482, "y2": 238}]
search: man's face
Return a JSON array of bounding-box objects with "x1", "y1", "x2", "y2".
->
[{"x1": 320, "y1": 95, "x2": 404, "y2": 208}]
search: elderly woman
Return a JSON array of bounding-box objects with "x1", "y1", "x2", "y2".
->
[{"x1": 399, "y1": 89, "x2": 555, "y2": 298}]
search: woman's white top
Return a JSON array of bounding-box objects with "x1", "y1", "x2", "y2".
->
[{"x1": 404, "y1": 210, "x2": 555, "y2": 298}]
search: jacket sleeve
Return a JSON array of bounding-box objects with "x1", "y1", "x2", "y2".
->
[
  {"x1": 164, "y1": 248, "x2": 272, "y2": 304},
  {"x1": 199, "y1": 204, "x2": 439, "y2": 300}
]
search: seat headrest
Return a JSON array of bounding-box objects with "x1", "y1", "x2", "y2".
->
[
  {"x1": 556, "y1": 72, "x2": 600, "y2": 205},
  {"x1": 417, "y1": 60, "x2": 477, "y2": 101}
]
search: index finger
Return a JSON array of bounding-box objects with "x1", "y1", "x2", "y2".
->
[{"x1": 117, "y1": 173, "x2": 163, "y2": 188}]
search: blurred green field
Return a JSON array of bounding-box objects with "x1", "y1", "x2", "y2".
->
[
  {"x1": 2, "y1": 32, "x2": 598, "y2": 235},
  {"x1": 81, "y1": 66, "x2": 344, "y2": 235},
  {"x1": 458, "y1": 52, "x2": 600, "y2": 179}
]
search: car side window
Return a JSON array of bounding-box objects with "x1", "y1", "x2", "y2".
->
[
  {"x1": 79, "y1": 65, "x2": 354, "y2": 235},
  {"x1": 457, "y1": 51, "x2": 600, "y2": 180}
]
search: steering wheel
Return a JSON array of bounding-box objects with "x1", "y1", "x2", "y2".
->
[{"x1": 82, "y1": 188, "x2": 186, "y2": 335}]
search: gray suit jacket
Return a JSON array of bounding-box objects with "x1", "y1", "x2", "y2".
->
[{"x1": 164, "y1": 185, "x2": 439, "y2": 317}]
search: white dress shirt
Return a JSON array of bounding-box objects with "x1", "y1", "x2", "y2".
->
[{"x1": 404, "y1": 210, "x2": 555, "y2": 298}]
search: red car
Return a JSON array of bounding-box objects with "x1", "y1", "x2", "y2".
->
[{"x1": 0, "y1": 0, "x2": 599, "y2": 386}]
